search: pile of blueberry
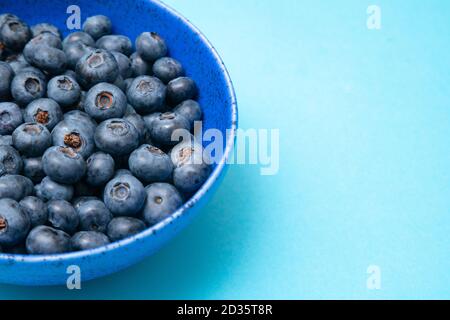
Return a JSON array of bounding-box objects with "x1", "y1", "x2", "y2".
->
[{"x1": 0, "y1": 14, "x2": 210, "y2": 255}]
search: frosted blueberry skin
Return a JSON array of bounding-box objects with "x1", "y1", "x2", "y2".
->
[
  {"x1": 0, "y1": 174, "x2": 34, "y2": 201},
  {"x1": 76, "y1": 49, "x2": 120, "y2": 89},
  {"x1": 135, "y1": 32, "x2": 167, "y2": 62},
  {"x1": 23, "y1": 98, "x2": 63, "y2": 131},
  {"x1": 174, "y1": 100, "x2": 202, "y2": 130},
  {"x1": 5, "y1": 53, "x2": 30, "y2": 75},
  {"x1": 75, "y1": 199, "x2": 113, "y2": 233},
  {"x1": 0, "y1": 13, "x2": 19, "y2": 28},
  {"x1": 0, "y1": 198, "x2": 31, "y2": 247},
  {"x1": 111, "y1": 51, "x2": 132, "y2": 79},
  {"x1": 166, "y1": 77, "x2": 198, "y2": 106},
  {"x1": 62, "y1": 31, "x2": 95, "y2": 48},
  {"x1": 0, "y1": 135, "x2": 13, "y2": 146},
  {"x1": 85, "y1": 152, "x2": 115, "y2": 187},
  {"x1": 31, "y1": 23, "x2": 61, "y2": 38},
  {"x1": 84, "y1": 83, "x2": 127, "y2": 121},
  {"x1": 126, "y1": 76, "x2": 166, "y2": 115},
  {"x1": 94, "y1": 118, "x2": 140, "y2": 156},
  {"x1": 130, "y1": 52, "x2": 152, "y2": 77},
  {"x1": 106, "y1": 217, "x2": 146, "y2": 242},
  {"x1": 0, "y1": 145, "x2": 22, "y2": 177},
  {"x1": 34, "y1": 176, "x2": 74, "y2": 202},
  {"x1": 142, "y1": 183, "x2": 183, "y2": 226},
  {"x1": 19, "y1": 196, "x2": 48, "y2": 228},
  {"x1": 72, "y1": 196, "x2": 100, "y2": 210},
  {"x1": 47, "y1": 200, "x2": 79, "y2": 234},
  {"x1": 103, "y1": 174, "x2": 146, "y2": 217},
  {"x1": 96, "y1": 35, "x2": 132, "y2": 56},
  {"x1": 12, "y1": 123, "x2": 52, "y2": 157},
  {"x1": 22, "y1": 157, "x2": 45, "y2": 183},
  {"x1": 149, "y1": 112, "x2": 190, "y2": 147},
  {"x1": 0, "y1": 102, "x2": 23, "y2": 135},
  {"x1": 42, "y1": 146, "x2": 86, "y2": 184},
  {"x1": 0, "y1": 18, "x2": 31, "y2": 52},
  {"x1": 82, "y1": 15, "x2": 112, "y2": 40},
  {"x1": 11, "y1": 70, "x2": 47, "y2": 106},
  {"x1": 25, "y1": 225, "x2": 71, "y2": 255},
  {"x1": 70, "y1": 231, "x2": 110, "y2": 251},
  {"x1": 123, "y1": 111, "x2": 147, "y2": 143},
  {"x1": 23, "y1": 43, "x2": 67, "y2": 75},
  {"x1": 25, "y1": 32, "x2": 62, "y2": 49},
  {"x1": 63, "y1": 41, "x2": 95, "y2": 70},
  {"x1": 63, "y1": 110, "x2": 97, "y2": 134},
  {"x1": 0, "y1": 62, "x2": 14, "y2": 100},
  {"x1": 51, "y1": 120, "x2": 95, "y2": 159},
  {"x1": 47, "y1": 75, "x2": 82, "y2": 108},
  {"x1": 129, "y1": 145, "x2": 173, "y2": 184},
  {"x1": 152, "y1": 57, "x2": 184, "y2": 84}
]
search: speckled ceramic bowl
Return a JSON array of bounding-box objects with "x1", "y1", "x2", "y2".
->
[{"x1": 0, "y1": 0, "x2": 237, "y2": 286}]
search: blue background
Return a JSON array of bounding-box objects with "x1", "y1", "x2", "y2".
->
[{"x1": 1, "y1": 0, "x2": 449, "y2": 299}]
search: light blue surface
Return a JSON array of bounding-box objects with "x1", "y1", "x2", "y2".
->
[{"x1": 1, "y1": 0, "x2": 449, "y2": 298}]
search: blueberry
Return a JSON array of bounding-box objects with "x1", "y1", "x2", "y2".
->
[
  {"x1": 114, "y1": 169, "x2": 132, "y2": 178},
  {"x1": 142, "y1": 183, "x2": 183, "y2": 226},
  {"x1": 174, "y1": 100, "x2": 202, "y2": 130},
  {"x1": 47, "y1": 200, "x2": 79, "y2": 234},
  {"x1": 85, "y1": 152, "x2": 115, "y2": 187},
  {"x1": 94, "y1": 118, "x2": 139, "y2": 156},
  {"x1": 72, "y1": 196, "x2": 100, "y2": 210},
  {"x1": 35, "y1": 176, "x2": 74, "y2": 201},
  {"x1": 129, "y1": 145, "x2": 173, "y2": 184},
  {"x1": 42, "y1": 146, "x2": 86, "y2": 184},
  {"x1": 25, "y1": 32, "x2": 62, "y2": 49},
  {"x1": 106, "y1": 217, "x2": 146, "y2": 242},
  {"x1": 63, "y1": 110, "x2": 97, "y2": 133},
  {"x1": 0, "y1": 102, "x2": 23, "y2": 135},
  {"x1": 76, "y1": 49, "x2": 119, "y2": 89},
  {"x1": 31, "y1": 23, "x2": 61, "y2": 38},
  {"x1": 22, "y1": 157, "x2": 45, "y2": 183},
  {"x1": 0, "y1": 19, "x2": 31, "y2": 52},
  {"x1": 152, "y1": 57, "x2": 184, "y2": 84},
  {"x1": 0, "y1": 61, "x2": 14, "y2": 100},
  {"x1": 0, "y1": 135, "x2": 13, "y2": 146},
  {"x1": 0, "y1": 198, "x2": 30, "y2": 247},
  {"x1": 47, "y1": 75, "x2": 82, "y2": 108},
  {"x1": 130, "y1": 52, "x2": 151, "y2": 77},
  {"x1": 71, "y1": 231, "x2": 110, "y2": 251},
  {"x1": 111, "y1": 51, "x2": 132, "y2": 79},
  {"x1": 26, "y1": 225, "x2": 71, "y2": 254},
  {"x1": 23, "y1": 98, "x2": 63, "y2": 131},
  {"x1": 5, "y1": 53, "x2": 29, "y2": 74},
  {"x1": 126, "y1": 76, "x2": 166, "y2": 114},
  {"x1": 166, "y1": 77, "x2": 197, "y2": 105},
  {"x1": 52, "y1": 120, "x2": 95, "y2": 159},
  {"x1": 135, "y1": 32, "x2": 167, "y2": 62},
  {"x1": 96, "y1": 35, "x2": 132, "y2": 56},
  {"x1": 0, "y1": 145, "x2": 22, "y2": 176},
  {"x1": 0, "y1": 174, "x2": 34, "y2": 201},
  {"x1": 149, "y1": 112, "x2": 190, "y2": 146},
  {"x1": 103, "y1": 174, "x2": 145, "y2": 216},
  {"x1": 123, "y1": 111, "x2": 147, "y2": 143},
  {"x1": 23, "y1": 43, "x2": 66, "y2": 75},
  {"x1": 12, "y1": 123, "x2": 51, "y2": 157},
  {"x1": 62, "y1": 31, "x2": 95, "y2": 48},
  {"x1": 11, "y1": 70, "x2": 47, "y2": 106},
  {"x1": 19, "y1": 196, "x2": 47, "y2": 228},
  {"x1": 82, "y1": 15, "x2": 112, "y2": 40},
  {"x1": 63, "y1": 41, "x2": 95, "y2": 70},
  {"x1": 76, "y1": 199, "x2": 112, "y2": 233},
  {"x1": 85, "y1": 83, "x2": 127, "y2": 121}
]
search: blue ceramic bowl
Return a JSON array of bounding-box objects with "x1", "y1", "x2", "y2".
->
[{"x1": 0, "y1": 0, "x2": 237, "y2": 286}]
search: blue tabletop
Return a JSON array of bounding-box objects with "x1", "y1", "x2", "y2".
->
[{"x1": 1, "y1": 0, "x2": 449, "y2": 299}]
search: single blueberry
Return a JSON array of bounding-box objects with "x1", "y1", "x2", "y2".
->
[
  {"x1": 71, "y1": 231, "x2": 110, "y2": 251},
  {"x1": 22, "y1": 157, "x2": 45, "y2": 183},
  {"x1": 85, "y1": 152, "x2": 115, "y2": 186},
  {"x1": 96, "y1": 35, "x2": 132, "y2": 56},
  {"x1": 0, "y1": 145, "x2": 22, "y2": 176},
  {"x1": 11, "y1": 70, "x2": 47, "y2": 106},
  {"x1": 0, "y1": 62, "x2": 14, "y2": 100},
  {"x1": 47, "y1": 200, "x2": 79, "y2": 234},
  {"x1": 25, "y1": 32, "x2": 62, "y2": 49},
  {"x1": 23, "y1": 43, "x2": 66, "y2": 75},
  {"x1": 106, "y1": 217, "x2": 146, "y2": 242},
  {"x1": 31, "y1": 23, "x2": 61, "y2": 38},
  {"x1": 52, "y1": 120, "x2": 95, "y2": 159},
  {"x1": 12, "y1": 123, "x2": 51, "y2": 157},
  {"x1": 103, "y1": 174, "x2": 146, "y2": 216},
  {"x1": 142, "y1": 183, "x2": 183, "y2": 226},
  {"x1": 76, "y1": 199, "x2": 112, "y2": 233},
  {"x1": 174, "y1": 100, "x2": 202, "y2": 130},
  {"x1": 62, "y1": 31, "x2": 95, "y2": 48},
  {"x1": 0, "y1": 198, "x2": 31, "y2": 247},
  {"x1": 111, "y1": 51, "x2": 132, "y2": 79},
  {"x1": 72, "y1": 196, "x2": 100, "y2": 210},
  {"x1": 47, "y1": 75, "x2": 82, "y2": 108},
  {"x1": 0, "y1": 19, "x2": 31, "y2": 52},
  {"x1": 94, "y1": 118, "x2": 139, "y2": 156},
  {"x1": 126, "y1": 76, "x2": 166, "y2": 115},
  {"x1": 19, "y1": 196, "x2": 47, "y2": 228},
  {"x1": 85, "y1": 82, "x2": 127, "y2": 121},
  {"x1": 129, "y1": 145, "x2": 173, "y2": 184},
  {"x1": 23, "y1": 98, "x2": 63, "y2": 131},
  {"x1": 0, "y1": 102, "x2": 23, "y2": 135},
  {"x1": 130, "y1": 52, "x2": 151, "y2": 77},
  {"x1": 152, "y1": 57, "x2": 184, "y2": 84},
  {"x1": 149, "y1": 112, "x2": 190, "y2": 146},
  {"x1": 26, "y1": 225, "x2": 71, "y2": 254},
  {"x1": 0, "y1": 174, "x2": 34, "y2": 201},
  {"x1": 42, "y1": 146, "x2": 86, "y2": 184},
  {"x1": 82, "y1": 15, "x2": 112, "y2": 40},
  {"x1": 35, "y1": 176, "x2": 74, "y2": 202},
  {"x1": 166, "y1": 77, "x2": 197, "y2": 105},
  {"x1": 135, "y1": 32, "x2": 167, "y2": 62},
  {"x1": 76, "y1": 49, "x2": 119, "y2": 89}
]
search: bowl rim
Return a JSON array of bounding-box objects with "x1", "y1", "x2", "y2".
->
[{"x1": 0, "y1": 0, "x2": 238, "y2": 263}]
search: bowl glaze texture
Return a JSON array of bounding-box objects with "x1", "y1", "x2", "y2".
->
[{"x1": 0, "y1": 0, "x2": 237, "y2": 285}]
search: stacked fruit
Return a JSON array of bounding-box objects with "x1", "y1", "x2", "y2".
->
[{"x1": 0, "y1": 14, "x2": 210, "y2": 254}]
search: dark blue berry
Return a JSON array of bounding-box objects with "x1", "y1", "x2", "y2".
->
[
  {"x1": 25, "y1": 32, "x2": 62, "y2": 49},
  {"x1": 42, "y1": 146, "x2": 86, "y2": 184},
  {"x1": 19, "y1": 196, "x2": 47, "y2": 228},
  {"x1": 62, "y1": 31, "x2": 95, "y2": 48},
  {"x1": 0, "y1": 145, "x2": 22, "y2": 176},
  {"x1": 142, "y1": 183, "x2": 183, "y2": 226},
  {"x1": 107, "y1": 217, "x2": 146, "y2": 242},
  {"x1": 167, "y1": 77, "x2": 197, "y2": 105},
  {"x1": 26, "y1": 225, "x2": 71, "y2": 254},
  {"x1": 5, "y1": 53, "x2": 29, "y2": 74},
  {"x1": 11, "y1": 70, "x2": 47, "y2": 106},
  {"x1": 0, "y1": 135, "x2": 13, "y2": 146},
  {"x1": 0, "y1": 174, "x2": 34, "y2": 201},
  {"x1": 0, "y1": 19, "x2": 31, "y2": 52},
  {"x1": 149, "y1": 112, "x2": 190, "y2": 146},
  {"x1": 31, "y1": 23, "x2": 61, "y2": 38},
  {"x1": 47, "y1": 200, "x2": 79, "y2": 234},
  {"x1": 0, "y1": 102, "x2": 23, "y2": 135},
  {"x1": 152, "y1": 57, "x2": 184, "y2": 84},
  {"x1": 174, "y1": 100, "x2": 202, "y2": 130},
  {"x1": 23, "y1": 43, "x2": 66, "y2": 75},
  {"x1": 63, "y1": 110, "x2": 97, "y2": 133},
  {"x1": 96, "y1": 35, "x2": 132, "y2": 55},
  {"x1": 72, "y1": 196, "x2": 100, "y2": 210},
  {"x1": 12, "y1": 123, "x2": 51, "y2": 157},
  {"x1": 51, "y1": 120, "x2": 95, "y2": 159},
  {"x1": 123, "y1": 111, "x2": 147, "y2": 143},
  {"x1": 126, "y1": 76, "x2": 166, "y2": 114},
  {"x1": 129, "y1": 145, "x2": 173, "y2": 184},
  {"x1": 103, "y1": 174, "x2": 145, "y2": 216},
  {"x1": 22, "y1": 157, "x2": 45, "y2": 183},
  {"x1": 135, "y1": 32, "x2": 167, "y2": 62},
  {"x1": 85, "y1": 82, "x2": 127, "y2": 121},
  {"x1": 111, "y1": 51, "x2": 132, "y2": 79},
  {"x1": 23, "y1": 98, "x2": 63, "y2": 131},
  {"x1": 82, "y1": 15, "x2": 112, "y2": 40},
  {"x1": 130, "y1": 52, "x2": 151, "y2": 77},
  {"x1": 0, "y1": 198, "x2": 30, "y2": 247},
  {"x1": 71, "y1": 231, "x2": 110, "y2": 251},
  {"x1": 75, "y1": 199, "x2": 112, "y2": 233},
  {"x1": 35, "y1": 176, "x2": 74, "y2": 201},
  {"x1": 85, "y1": 152, "x2": 115, "y2": 186},
  {"x1": 94, "y1": 118, "x2": 139, "y2": 156},
  {"x1": 63, "y1": 41, "x2": 95, "y2": 70},
  {"x1": 76, "y1": 49, "x2": 119, "y2": 89},
  {"x1": 47, "y1": 75, "x2": 82, "y2": 108}
]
